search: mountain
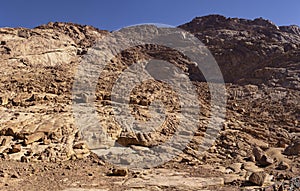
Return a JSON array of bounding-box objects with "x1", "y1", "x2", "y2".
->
[
  {"x1": 0, "y1": 15, "x2": 299, "y2": 190},
  {"x1": 179, "y1": 14, "x2": 300, "y2": 89}
]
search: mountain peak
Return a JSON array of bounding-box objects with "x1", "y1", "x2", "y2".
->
[{"x1": 179, "y1": 14, "x2": 281, "y2": 32}]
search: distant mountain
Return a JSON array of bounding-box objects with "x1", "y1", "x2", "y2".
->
[{"x1": 179, "y1": 14, "x2": 300, "y2": 89}]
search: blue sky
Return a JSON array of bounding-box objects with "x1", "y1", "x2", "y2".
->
[{"x1": 1, "y1": 0, "x2": 300, "y2": 31}]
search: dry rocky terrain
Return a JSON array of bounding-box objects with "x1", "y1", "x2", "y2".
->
[{"x1": 0, "y1": 15, "x2": 299, "y2": 190}]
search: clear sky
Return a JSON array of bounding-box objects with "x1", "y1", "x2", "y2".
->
[{"x1": 1, "y1": 0, "x2": 300, "y2": 31}]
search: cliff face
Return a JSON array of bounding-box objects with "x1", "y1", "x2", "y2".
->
[{"x1": 0, "y1": 16, "x2": 299, "y2": 190}]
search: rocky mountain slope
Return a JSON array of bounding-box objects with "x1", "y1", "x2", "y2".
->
[
  {"x1": 0, "y1": 15, "x2": 299, "y2": 191},
  {"x1": 179, "y1": 15, "x2": 300, "y2": 89}
]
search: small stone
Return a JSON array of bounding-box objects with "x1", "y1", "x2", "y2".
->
[
  {"x1": 109, "y1": 168, "x2": 128, "y2": 176},
  {"x1": 11, "y1": 173, "x2": 19, "y2": 178},
  {"x1": 140, "y1": 100, "x2": 148, "y2": 106},
  {"x1": 283, "y1": 140, "x2": 300, "y2": 156},
  {"x1": 276, "y1": 161, "x2": 289, "y2": 170},
  {"x1": 252, "y1": 147, "x2": 264, "y2": 161},
  {"x1": 21, "y1": 156, "x2": 29, "y2": 163},
  {"x1": 252, "y1": 147, "x2": 273, "y2": 166},
  {"x1": 248, "y1": 171, "x2": 267, "y2": 186},
  {"x1": 258, "y1": 154, "x2": 274, "y2": 166},
  {"x1": 10, "y1": 144, "x2": 21, "y2": 153}
]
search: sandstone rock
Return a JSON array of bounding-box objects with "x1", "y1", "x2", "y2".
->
[
  {"x1": 109, "y1": 168, "x2": 128, "y2": 176},
  {"x1": 258, "y1": 154, "x2": 274, "y2": 166},
  {"x1": 248, "y1": 171, "x2": 267, "y2": 186},
  {"x1": 283, "y1": 140, "x2": 300, "y2": 155},
  {"x1": 24, "y1": 132, "x2": 45, "y2": 145},
  {"x1": 117, "y1": 132, "x2": 158, "y2": 147},
  {"x1": 253, "y1": 147, "x2": 264, "y2": 162},
  {"x1": 252, "y1": 147, "x2": 273, "y2": 166},
  {"x1": 10, "y1": 144, "x2": 21, "y2": 153}
]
